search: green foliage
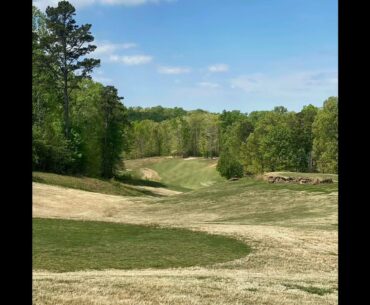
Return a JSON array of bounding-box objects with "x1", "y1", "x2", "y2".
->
[
  {"x1": 217, "y1": 149, "x2": 244, "y2": 179},
  {"x1": 128, "y1": 112, "x2": 220, "y2": 159},
  {"x1": 32, "y1": 3, "x2": 129, "y2": 178},
  {"x1": 127, "y1": 106, "x2": 187, "y2": 122},
  {"x1": 100, "y1": 86, "x2": 129, "y2": 178},
  {"x1": 312, "y1": 97, "x2": 338, "y2": 173},
  {"x1": 33, "y1": 218, "x2": 251, "y2": 272},
  {"x1": 241, "y1": 108, "x2": 320, "y2": 174},
  {"x1": 40, "y1": 0, "x2": 100, "y2": 138}
]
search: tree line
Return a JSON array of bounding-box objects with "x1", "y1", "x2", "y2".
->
[
  {"x1": 128, "y1": 99, "x2": 338, "y2": 178},
  {"x1": 33, "y1": 1, "x2": 338, "y2": 180}
]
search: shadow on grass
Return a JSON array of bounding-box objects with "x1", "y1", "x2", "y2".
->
[{"x1": 114, "y1": 173, "x2": 168, "y2": 188}]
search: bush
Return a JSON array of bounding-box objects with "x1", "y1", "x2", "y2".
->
[{"x1": 216, "y1": 151, "x2": 244, "y2": 179}]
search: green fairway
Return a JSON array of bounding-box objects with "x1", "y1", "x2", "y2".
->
[
  {"x1": 33, "y1": 218, "x2": 251, "y2": 272},
  {"x1": 125, "y1": 157, "x2": 225, "y2": 191}
]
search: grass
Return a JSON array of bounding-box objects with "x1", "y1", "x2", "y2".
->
[
  {"x1": 125, "y1": 157, "x2": 225, "y2": 191},
  {"x1": 283, "y1": 283, "x2": 334, "y2": 296},
  {"x1": 33, "y1": 166, "x2": 338, "y2": 305},
  {"x1": 32, "y1": 172, "x2": 161, "y2": 197},
  {"x1": 156, "y1": 177, "x2": 338, "y2": 229},
  {"x1": 33, "y1": 218, "x2": 251, "y2": 272}
]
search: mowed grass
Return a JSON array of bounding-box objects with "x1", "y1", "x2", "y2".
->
[
  {"x1": 32, "y1": 172, "x2": 160, "y2": 197},
  {"x1": 125, "y1": 157, "x2": 225, "y2": 191},
  {"x1": 157, "y1": 177, "x2": 338, "y2": 229},
  {"x1": 33, "y1": 218, "x2": 251, "y2": 272}
]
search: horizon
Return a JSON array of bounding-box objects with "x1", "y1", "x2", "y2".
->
[{"x1": 34, "y1": 0, "x2": 338, "y2": 113}]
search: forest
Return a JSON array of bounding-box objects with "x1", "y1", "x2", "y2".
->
[{"x1": 32, "y1": 1, "x2": 338, "y2": 180}]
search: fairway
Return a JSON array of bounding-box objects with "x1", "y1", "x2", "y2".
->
[
  {"x1": 125, "y1": 157, "x2": 225, "y2": 191},
  {"x1": 33, "y1": 218, "x2": 251, "y2": 272}
]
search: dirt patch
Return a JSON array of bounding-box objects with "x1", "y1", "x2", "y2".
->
[{"x1": 140, "y1": 168, "x2": 161, "y2": 181}]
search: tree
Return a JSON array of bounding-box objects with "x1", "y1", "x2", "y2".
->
[
  {"x1": 294, "y1": 104, "x2": 319, "y2": 171},
  {"x1": 241, "y1": 112, "x2": 304, "y2": 174},
  {"x1": 312, "y1": 97, "x2": 338, "y2": 173},
  {"x1": 100, "y1": 86, "x2": 129, "y2": 178},
  {"x1": 217, "y1": 148, "x2": 244, "y2": 179},
  {"x1": 41, "y1": 1, "x2": 100, "y2": 139}
]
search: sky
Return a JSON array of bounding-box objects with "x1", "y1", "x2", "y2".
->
[{"x1": 34, "y1": 0, "x2": 338, "y2": 113}]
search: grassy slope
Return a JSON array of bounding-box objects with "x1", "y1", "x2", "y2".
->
[
  {"x1": 33, "y1": 170, "x2": 338, "y2": 305},
  {"x1": 125, "y1": 157, "x2": 225, "y2": 191},
  {"x1": 33, "y1": 218, "x2": 250, "y2": 272},
  {"x1": 32, "y1": 172, "x2": 160, "y2": 197},
  {"x1": 157, "y1": 176, "x2": 338, "y2": 229}
]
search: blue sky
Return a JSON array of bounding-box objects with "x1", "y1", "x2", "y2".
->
[{"x1": 34, "y1": 0, "x2": 338, "y2": 113}]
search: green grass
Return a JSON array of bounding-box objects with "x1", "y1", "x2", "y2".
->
[
  {"x1": 32, "y1": 172, "x2": 161, "y2": 197},
  {"x1": 125, "y1": 157, "x2": 225, "y2": 191},
  {"x1": 33, "y1": 218, "x2": 251, "y2": 272}
]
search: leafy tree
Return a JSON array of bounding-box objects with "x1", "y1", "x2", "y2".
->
[
  {"x1": 100, "y1": 86, "x2": 129, "y2": 178},
  {"x1": 40, "y1": 0, "x2": 100, "y2": 138},
  {"x1": 312, "y1": 97, "x2": 338, "y2": 173},
  {"x1": 217, "y1": 149, "x2": 244, "y2": 179},
  {"x1": 294, "y1": 104, "x2": 319, "y2": 171},
  {"x1": 241, "y1": 112, "x2": 305, "y2": 174}
]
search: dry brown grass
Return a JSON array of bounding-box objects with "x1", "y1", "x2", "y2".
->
[
  {"x1": 33, "y1": 182, "x2": 337, "y2": 305},
  {"x1": 140, "y1": 168, "x2": 162, "y2": 181}
]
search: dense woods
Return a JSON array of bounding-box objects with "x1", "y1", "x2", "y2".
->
[{"x1": 33, "y1": 1, "x2": 338, "y2": 180}]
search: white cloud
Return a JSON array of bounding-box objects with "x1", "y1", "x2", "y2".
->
[
  {"x1": 94, "y1": 41, "x2": 138, "y2": 56},
  {"x1": 101, "y1": 0, "x2": 176, "y2": 5},
  {"x1": 34, "y1": 0, "x2": 176, "y2": 11},
  {"x1": 208, "y1": 64, "x2": 229, "y2": 73},
  {"x1": 93, "y1": 76, "x2": 113, "y2": 84},
  {"x1": 33, "y1": 0, "x2": 95, "y2": 11},
  {"x1": 230, "y1": 71, "x2": 338, "y2": 97},
  {"x1": 198, "y1": 82, "x2": 220, "y2": 89},
  {"x1": 158, "y1": 66, "x2": 191, "y2": 74},
  {"x1": 109, "y1": 55, "x2": 153, "y2": 65}
]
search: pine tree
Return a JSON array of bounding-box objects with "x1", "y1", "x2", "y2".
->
[{"x1": 40, "y1": 1, "x2": 100, "y2": 139}]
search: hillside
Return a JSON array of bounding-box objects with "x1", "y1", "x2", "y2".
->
[
  {"x1": 124, "y1": 157, "x2": 225, "y2": 191},
  {"x1": 33, "y1": 165, "x2": 338, "y2": 305}
]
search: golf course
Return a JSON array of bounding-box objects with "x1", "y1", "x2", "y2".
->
[{"x1": 33, "y1": 157, "x2": 337, "y2": 305}]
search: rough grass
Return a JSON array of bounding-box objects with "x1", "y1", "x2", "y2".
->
[
  {"x1": 33, "y1": 170, "x2": 338, "y2": 305},
  {"x1": 283, "y1": 283, "x2": 335, "y2": 296},
  {"x1": 32, "y1": 172, "x2": 162, "y2": 197},
  {"x1": 33, "y1": 218, "x2": 251, "y2": 272},
  {"x1": 125, "y1": 157, "x2": 224, "y2": 191}
]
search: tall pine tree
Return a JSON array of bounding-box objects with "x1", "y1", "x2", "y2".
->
[{"x1": 40, "y1": 1, "x2": 100, "y2": 139}]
